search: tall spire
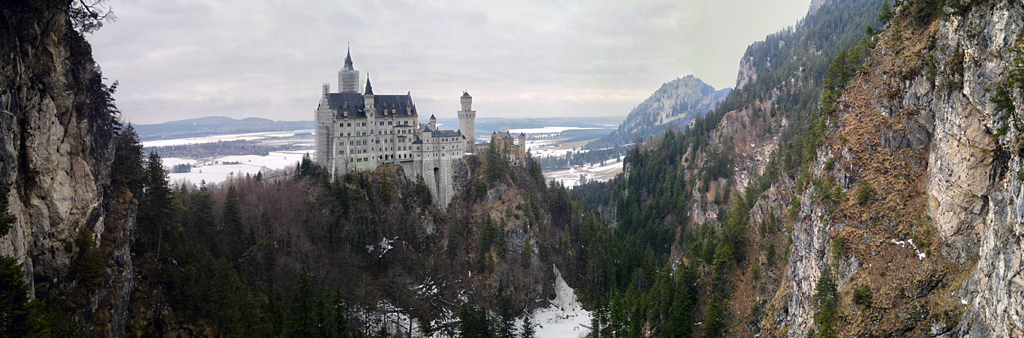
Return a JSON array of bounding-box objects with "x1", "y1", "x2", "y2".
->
[
  {"x1": 344, "y1": 43, "x2": 354, "y2": 70},
  {"x1": 364, "y1": 74, "x2": 373, "y2": 96}
]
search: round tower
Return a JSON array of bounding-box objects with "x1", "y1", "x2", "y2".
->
[{"x1": 458, "y1": 91, "x2": 476, "y2": 153}]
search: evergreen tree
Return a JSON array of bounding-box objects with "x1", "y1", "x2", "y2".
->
[
  {"x1": 520, "y1": 312, "x2": 535, "y2": 338},
  {"x1": 0, "y1": 187, "x2": 43, "y2": 337},
  {"x1": 459, "y1": 304, "x2": 492, "y2": 338},
  {"x1": 811, "y1": 265, "x2": 839, "y2": 338},
  {"x1": 138, "y1": 151, "x2": 176, "y2": 259},
  {"x1": 112, "y1": 123, "x2": 146, "y2": 197},
  {"x1": 521, "y1": 239, "x2": 533, "y2": 269},
  {"x1": 496, "y1": 298, "x2": 516, "y2": 338},
  {"x1": 485, "y1": 140, "x2": 507, "y2": 183},
  {"x1": 283, "y1": 267, "x2": 319, "y2": 338},
  {"x1": 415, "y1": 175, "x2": 432, "y2": 207},
  {"x1": 222, "y1": 185, "x2": 251, "y2": 264}
]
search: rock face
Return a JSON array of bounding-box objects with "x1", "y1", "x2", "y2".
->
[
  {"x1": 0, "y1": 2, "x2": 132, "y2": 337},
  {"x1": 930, "y1": 3, "x2": 1024, "y2": 336},
  {"x1": 588, "y1": 75, "x2": 731, "y2": 149},
  {"x1": 759, "y1": 2, "x2": 1024, "y2": 337}
]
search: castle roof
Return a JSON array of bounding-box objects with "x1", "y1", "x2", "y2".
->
[
  {"x1": 344, "y1": 46, "x2": 354, "y2": 70},
  {"x1": 430, "y1": 130, "x2": 462, "y2": 138},
  {"x1": 461, "y1": 91, "x2": 471, "y2": 98},
  {"x1": 364, "y1": 75, "x2": 374, "y2": 95},
  {"x1": 326, "y1": 93, "x2": 417, "y2": 119}
]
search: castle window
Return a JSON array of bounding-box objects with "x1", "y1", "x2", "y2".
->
[
  {"x1": 388, "y1": 121, "x2": 392, "y2": 125},
  {"x1": 347, "y1": 123, "x2": 351, "y2": 127}
]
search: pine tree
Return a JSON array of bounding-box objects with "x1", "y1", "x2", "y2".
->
[
  {"x1": 283, "y1": 267, "x2": 319, "y2": 338},
  {"x1": 811, "y1": 265, "x2": 839, "y2": 338},
  {"x1": 138, "y1": 151, "x2": 176, "y2": 258},
  {"x1": 520, "y1": 312, "x2": 535, "y2": 338},
  {"x1": 222, "y1": 185, "x2": 251, "y2": 264},
  {"x1": 521, "y1": 239, "x2": 533, "y2": 269},
  {"x1": 0, "y1": 187, "x2": 43, "y2": 336},
  {"x1": 112, "y1": 123, "x2": 146, "y2": 197},
  {"x1": 486, "y1": 140, "x2": 507, "y2": 183},
  {"x1": 496, "y1": 297, "x2": 516, "y2": 338}
]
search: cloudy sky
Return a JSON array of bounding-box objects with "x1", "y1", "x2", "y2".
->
[{"x1": 88, "y1": 0, "x2": 812, "y2": 124}]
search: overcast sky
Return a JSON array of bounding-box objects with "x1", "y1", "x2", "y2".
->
[{"x1": 88, "y1": 0, "x2": 812, "y2": 124}]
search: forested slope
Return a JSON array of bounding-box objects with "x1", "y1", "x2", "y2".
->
[{"x1": 574, "y1": 0, "x2": 1024, "y2": 337}]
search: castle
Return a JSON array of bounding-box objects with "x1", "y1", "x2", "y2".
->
[{"x1": 314, "y1": 49, "x2": 477, "y2": 206}]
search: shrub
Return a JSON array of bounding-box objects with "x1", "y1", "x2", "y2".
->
[
  {"x1": 853, "y1": 284, "x2": 873, "y2": 308},
  {"x1": 855, "y1": 181, "x2": 874, "y2": 204},
  {"x1": 830, "y1": 237, "x2": 845, "y2": 261}
]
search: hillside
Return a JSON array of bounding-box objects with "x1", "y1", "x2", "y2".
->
[
  {"x1": 574, "y1": 0, "x2": 1024, "y2": 337},
  {"x1": 586, "y1": 75, "x2": 730, "y2": 149}
]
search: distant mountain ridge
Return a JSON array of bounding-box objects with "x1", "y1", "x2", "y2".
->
[
  {"x1": 587, "y1": 75, "x2": 730, "y2": 149},
  {"x1": 133, "y1": 116, "x2": 314, "y2": 141}
]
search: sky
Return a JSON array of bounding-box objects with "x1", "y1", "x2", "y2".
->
[{"x1": 88, "y1": 0, "x2": 813, "y2": 124}]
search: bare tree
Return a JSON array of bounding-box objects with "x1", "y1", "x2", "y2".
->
[{"x1": 69, "y1": 0, "x2": 115, "y2": 33}]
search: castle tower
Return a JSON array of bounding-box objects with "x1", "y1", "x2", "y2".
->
[
  {"x1": 429, "y1": 114, "x2": 437, "y2": 131},
  {"x1": 457, "y1": 91, "x2": 476, "y2": 153},
  {"x1": 339, "y1": 46, "x2": 360, "y2": 93},
  {"x1": 314, "y1": 83, "x2": 332, "y2": 167},
  {"x1": 364, "y1": 76, "x2": 376, "y2": 167}
]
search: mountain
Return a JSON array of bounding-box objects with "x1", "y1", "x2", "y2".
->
[
  {"x1": 133, "y1": 116, "x2": 313, "y2": 141},
  {"x1": 586, "y1": 75, "x2": 730, "y2": 149},
  {"x1": 575, "y1": 0, "x2": 1024, "y2": 337}
]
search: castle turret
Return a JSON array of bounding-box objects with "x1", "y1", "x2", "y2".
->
[
  {"x1": 364, "y1": 75, "x2": 376, "y2": 167},
  {"x1": 315, "y1": 83, "x2": 333, "y2": 167},
  {"x1": 429, "y1": 114, "x2": 437, "y2": 131},
  {"x1": 339, "y1": 45, "x2": 360, "y2": 93},
  {"x1": 457, "y1": 91, "x2": 476, "y2": 154}
]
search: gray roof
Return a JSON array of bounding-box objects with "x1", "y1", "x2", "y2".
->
[
  {"x1": 326, "y1": 93, "x2": 418, "y2": 119},
  {"x1": 430, "y1": 130, "x2": 463, "y2": 138},
  {"x1": 344, "y1": 47, "x2": 354, "y2": 70}
]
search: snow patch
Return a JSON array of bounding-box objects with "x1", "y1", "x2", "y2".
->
[
  {"x1": 531, "y1": 265, "x2": 592, "y2": 338},
  {"x1": 890, "y1": 238, "x2": 926, "y2": 260}
]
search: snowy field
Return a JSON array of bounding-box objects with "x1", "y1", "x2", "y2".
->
[
  {"x1": 142, "y1": 129, "x2": 313, "y2": 148},
  {"x1": 162, "y1": 150, "x2": 311, "y2": 184},
  {"x1": 543, "y1": 157, "x2": 624, "y2": 188},
  {"x1": 150, "y1": 125, "x2": 611, "y2": 186},
  {"x1": 508, "y1": 126, "x2": 594, "y2": 135}
]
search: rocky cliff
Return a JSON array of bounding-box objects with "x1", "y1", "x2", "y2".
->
[
  {"x1": 757, "y1": 1, "x2": 1024, "y2": 336},
  {"x1": 0, "y1": 1, "x2": 133, "y2": 336}
]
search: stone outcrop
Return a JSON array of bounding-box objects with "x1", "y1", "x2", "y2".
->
[
  {"x1": 0, "y1": 2, "x2": 132, "y2": 337},
  {"x1": 758, "y1": 2, "x2": 1024, "y2": 337}
]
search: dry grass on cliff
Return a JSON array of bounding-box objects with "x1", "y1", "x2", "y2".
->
[{"x1": 821, "y1": 16, "x2": 973, "y2": 337}]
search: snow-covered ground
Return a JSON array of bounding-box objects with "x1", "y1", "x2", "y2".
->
[
  {"x1": 345, "y1": 266, "x2": 592, "y2": 338},
  {"x1": 543, "y1": 157, "x2": 624, "y2": 188},
  {"x1": 508, "y1": 127, "x2": 595, "y2": 135},
  {"x1": 142, "y1": 129, "x2": 313, "y2": 148},
  {"x1": 162, "y1": 150, "x2": 310, "y2": 184},
  {"x1": 530, "y1": 265, "x2": 593, "y2": 338},
  {"x1": 526, "y1": 139, "x2": 585, "y2": 158}
]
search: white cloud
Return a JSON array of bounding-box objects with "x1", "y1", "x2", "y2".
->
[{"x1": 90, "y1": 0, "x2": 811, "y2": 124}]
